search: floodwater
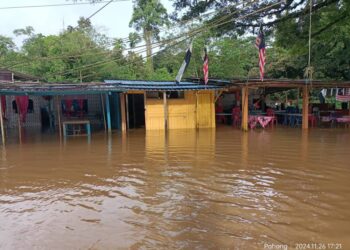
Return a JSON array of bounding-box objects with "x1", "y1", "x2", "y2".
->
[{"x1": 0, "y1": 127, "x2": 350, "y2": 250}]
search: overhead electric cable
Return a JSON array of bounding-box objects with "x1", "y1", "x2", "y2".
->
[
  {"x1": 4, "y1": 0, "x2": 258, "y2": 70},
  {"x1": 5, "y1": 0, "x2": 285, "y2": 81},
  {"x1": 51, "y1": 0, "x2": 285, "y2": 79},
  {"x1": 3, "y1": 0, "x2": 257, "y2": 70},
  {"x1": 0, "y1": 0, "x2": 130, "y2": 10}
]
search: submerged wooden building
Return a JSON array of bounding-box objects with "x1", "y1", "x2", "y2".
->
[
  {"x1": 0, "y1": 80, "x2": 223, "y2": 143},
  {"x1": 105, "y1": 80, "x2": 222, "y2": 131}
]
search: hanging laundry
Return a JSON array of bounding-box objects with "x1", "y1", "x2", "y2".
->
[
  {"x1": 64, "y1": 99, "x2": 74, "y2": 116},
  {"x1": 15, "y1": 96, "x2": 29, "y2": 123}
]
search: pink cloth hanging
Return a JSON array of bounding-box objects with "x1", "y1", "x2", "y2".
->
[
  {"x1": 1, "y1": 96, "x2": 6, "y2": 118},
  {"x1": 15, "y1": 96, "x2": 29, "y2": 123},
  {"x1": 65, "y1": 99, "x2": 73, "y2": 116}
]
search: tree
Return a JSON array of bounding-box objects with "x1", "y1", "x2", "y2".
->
[
  {"x1": 129, "y1": 0, "x2": 169, "y2": 74},
  {"x1": 0, "y1": 36, "x2": 16, "y2": 57}
]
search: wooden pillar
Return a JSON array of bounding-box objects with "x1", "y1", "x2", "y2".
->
[
  {"x1": 143, "y1": 93, "x2": 147, "y2": 130},
  {"x1": 105, "y1": 93, "x2": 112, "y2": 133},
  {"x1": 100, "y1": 94, "x2": 107, "y2": 132},
  {"x1": 241, "y1": 86, "x2": 249, "y2": 132},
  {"x1": 17, "y1": 98, "x2": 22, "y2": 142},
  {"x1": 297, "y1": 88, "x2": 300, "y2": 109},
  {"x1": 56, "y1": 96, "x2": 62, "y2": 139},
  {"x1": 195, "y1": 91, "x2": 198, "y2": 129},
  {"x1": 163, "y1": 91, "x2": 168, "y2": 130},
  {"x1": 0, "y1": 97, "x2": 5, "y2": 145},
  {"x1": 126, "y1": 93, "x2": 130, "y2": 129},
  {"x1": 302, "y1": 85, "x2": 309, "y2": 129},
  {"x1": 120, "y1": 93, "x2": 127, "y2": 133}
]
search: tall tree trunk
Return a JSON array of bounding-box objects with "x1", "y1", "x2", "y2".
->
[{"x1": 144, "y1": 29, "x2": 153, "y2": 74}]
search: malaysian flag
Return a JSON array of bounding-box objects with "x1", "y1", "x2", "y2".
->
[
  {"x1": 336, "y1": 88, "x2": 350, "y2": 102},
  {"x1": 175, "y1": 42, "x2": 192, "y2": 84},
  {"x1": 203, "y1": 47, "x2": 209, "y2": 85},
  {"x1": 255, "y1": 27, "x2": 266, "y2": 81}
]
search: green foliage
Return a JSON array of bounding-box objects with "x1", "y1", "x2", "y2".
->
[
  {"x1": 0, "y1": 36, "x2": 16, "y2": 57},
  {"x1": 1, "y1": 0, "x2": 350, "y2": 84}
]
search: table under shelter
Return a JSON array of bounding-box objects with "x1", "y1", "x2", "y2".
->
[
  {"x1": 0, "y1": 81, "x2": 124, "y2": 144},
  {"x1": 208, "y1": 78, "x2": 350, "y2": 131}
]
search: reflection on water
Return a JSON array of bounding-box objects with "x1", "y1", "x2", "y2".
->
[{"x1": 1, "y1": 128, "x2": 350, "y2": 249}]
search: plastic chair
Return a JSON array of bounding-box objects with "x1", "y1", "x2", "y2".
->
[
  {"x1": 266, "y1": 108, "x2": 278, "y2": 126},
  {"x1": 308, "y1": 114, "x2": 317, "y2": 127},
  {"x1": 215, "y1": 106, "x2": 226, "y2": 124},
  {"x1": 232, "y1": 107, "x2": 241, "y2": 128}
]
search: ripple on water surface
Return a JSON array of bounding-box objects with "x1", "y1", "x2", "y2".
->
[{"x1": 0, "y1": 128, "x2": 350, "y2": 249}]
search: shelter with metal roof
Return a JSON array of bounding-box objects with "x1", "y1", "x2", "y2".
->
[
  {"x1": 188, "y1": 77, "x2": 350, "y2": 131},
  {"x1": 0, "y1": 80, "x2": 224, "y2": 144},
  {"x1": 104, "y1": 80, "x2": 224, "y2": 131}
]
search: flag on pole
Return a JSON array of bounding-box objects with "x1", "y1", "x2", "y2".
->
[
  {"x1": 255, "y1": 27, "x2": 266, "y2": 81},
  {"x1": 203, "y1": 47, "x2": 209, "y2": 85},
  {"x1": 175, "y1": 42, "x2": 192, "y2": 84},
  {"x1": 336, "y1": 88, "x2": 350, "y2": 102}
]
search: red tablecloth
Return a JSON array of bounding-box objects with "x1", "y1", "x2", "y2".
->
[
  {"x1": 336, "y1": 117, "x2": 350, "y2": 123},
  {"x1": 249, "y1": 115, "x2": 274, "y2": 129}
]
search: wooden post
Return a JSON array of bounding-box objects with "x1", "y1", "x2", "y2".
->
[
  {"x1": 56, "y1": 96, "x2": 62, "y2": 139},
  {"x1": 132, "y1": 95, "x2": 136, "y2": 128},
  {"x1": 143, "y1": 92, "x2": 147, "y2": 130},
  {"x1": 0, "y1": 97, "x2": 5, "y2": 145},
  {"x1": 241, "y1": 86, "x2": 249, "y2": 132},
  {"x1": 297, "y1": 88, "x2": 300, "y2": 109},
  {"x1": 302, "y1": 85, "x2": 309, "y2": 129},
  {"x1": 195, "y1": 91, "x2": 198, "y2": 129},
  {"x1": 126, "y1": 93, "x2": 130, "y2": 129},
  {"x1": 105, "y1": 93, "x2": 112, "y2": 133},
  {"x1": 100, "y1": 94, "x2": 107, "y2": 132},
  {"x1": 16, "y1": 98, "x2": 22, "y2": 142},
  {"x1": 163, "y1": 91, "x2": 168, "y2": 130},
  {"x1": 120, "y1": 93, "x2": 127, "y2": 133}
]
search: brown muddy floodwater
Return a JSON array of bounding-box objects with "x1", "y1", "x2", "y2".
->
[{"x1": 0, "y1": 127, "x2": 350, "y2": 250}]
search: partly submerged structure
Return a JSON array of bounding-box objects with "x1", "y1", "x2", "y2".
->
[
  {"x1": 105, "y1": 80, "x2": 221, "y2": 130},
  {"x1": 0, "y1": 80, "x2": 223, "y2": 144},
  {"x1": 204, "y1": 78, "x2": 350, "y2": 131}
]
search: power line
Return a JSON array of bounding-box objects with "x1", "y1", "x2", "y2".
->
[
  {"x1": 0, "y1": 0, "x2": 130, "y2": 10},
  {"x1": 86, "y1": 0, "x2": 115, "y2": 20},
  {"x1": 5, "y1": 0, "x2": 285, "y2": 81},
  {"x1": 4, "y1": 0, "x2": 256, "y2": 70},
  {"x1": 51, "y1": 0, "x2": 284, "y2": 79},
  {"x1": 2, "y1": 0, "x2": 254, "y2": 71}
]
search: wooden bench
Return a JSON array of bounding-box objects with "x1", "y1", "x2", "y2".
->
[{"x1": 62, "y1": 120, "x2": 91, "y2": 137}]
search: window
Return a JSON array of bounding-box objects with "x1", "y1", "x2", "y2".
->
[
  {"x1": 146, "y1": 91, "x2": 185, "y2": 99},
  {"x1": 146, "y1": 91, "x2": 163, "y2": 99},
  {"x1": 12, "y1": 99, "x2": 34, "y2": 113},
  {"x1": 61, "y1": 99, "x2": 88, "y2": 117},
  {"x1": 167, "y1": 91, "x2": 184, "y2": 99}
]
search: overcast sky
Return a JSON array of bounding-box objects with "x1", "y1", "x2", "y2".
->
[{"x1": 0, "y1": 0, "x2": 173, "y2": 47}]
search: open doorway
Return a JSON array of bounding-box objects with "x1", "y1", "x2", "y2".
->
[{"x1": 127, "y1": 94, "x2": 145, "y2": 129}]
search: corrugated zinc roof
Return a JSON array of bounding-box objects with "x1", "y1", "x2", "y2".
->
[{"x1": 104, "y1": 80, "x2": 223, "y2": 91}]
